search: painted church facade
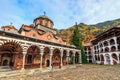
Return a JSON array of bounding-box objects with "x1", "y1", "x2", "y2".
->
[{"x1": 0, "y1": 15, "x2": 81, "y2": 70}]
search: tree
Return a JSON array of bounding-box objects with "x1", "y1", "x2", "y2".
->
[{"x1": 71, "y1": 23, "x2": 87, "y2": 64}]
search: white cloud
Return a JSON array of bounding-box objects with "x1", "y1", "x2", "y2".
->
[{"x1": 0, "y1": 0, "x2": 120, "y2": 29}]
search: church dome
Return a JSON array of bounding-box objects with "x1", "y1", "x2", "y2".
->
[{"x1": 33, "y1": 14, "x2": 54, "y2": 29}]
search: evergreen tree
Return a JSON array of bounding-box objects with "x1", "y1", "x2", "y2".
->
[{"x1": 71, "y1": 23, "x2": 87, "y2": 64}]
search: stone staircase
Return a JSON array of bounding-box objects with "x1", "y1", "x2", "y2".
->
[{"x1": 0, "y1": 66, "x2": 12, "y2": 72}]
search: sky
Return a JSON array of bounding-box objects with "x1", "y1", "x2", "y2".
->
[{"x1": 0, "y1": 0, "x2": 120, "y2": 29}]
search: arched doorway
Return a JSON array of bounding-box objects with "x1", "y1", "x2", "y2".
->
[
  {"x1": 43, "y1": 47, "x2": 50, "y2": 68},
  {"x1": 105, "y1": 54, "x2": 110, "y2": 64},
  {"x1": 52, "y1": 48, "x2": 61, "y2": 68},
  {"x1": 0, "y1": 42, "x2": 22, "y2": 70},
  {"x1": 25, "y1": 45, "x2": 40, "y2": 69},
  {"x1": 95, "y1": 55, "x2": 97, "y2": 62},
  {"x1": 75, "y1": 52, "x2": 79, "y2": 64},
  {"x1": 112, "y1": 53, "x2": 118, "y2": 65},
  {"x1": 119, "y1": 54, "x2": 120, "y2": 63},
  {"x1": 63, "y1": 50, "x2": 67, "y2": 65},
  {"x1": 69, "y1": 51, "x2": 74, "y2": 64},
  {"x1": 98, "y1": 55, "x2": 100, "y2": 61},
  {"x1": 2, "y1": 53, "x2": 13, "y2": 66},
  {"x1": 46, "y1": 59, "x2": 50, "y2": 67},
  {"x1": 100, "y1": 54, "x2": 104, "y2": 64},
  {"x1": 2, "y1": 59, "x2": 8, "y2": 66}
]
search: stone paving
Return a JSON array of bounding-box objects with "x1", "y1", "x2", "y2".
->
[{"x1": 0, "y1": 64, "x2": 120, "y2": 80}]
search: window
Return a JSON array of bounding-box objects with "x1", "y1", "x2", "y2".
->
[
  {"x1": 40, "y1": 20, "x2": 42, "y2": 25},
  {"x1": 45, "y1": 21, "x2": 48, "y2": 27}
]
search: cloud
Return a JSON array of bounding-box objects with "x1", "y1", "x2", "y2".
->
[
  {"x1": 0, "y1": 0, "x2": 120, "y2": 29},
  {"x1": 78, "y1": 0, "x2": 120, "y2": 24}
]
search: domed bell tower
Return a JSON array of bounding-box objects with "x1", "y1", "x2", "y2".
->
[
  {"x1": 33, "y1": 12, "x2": 54, "y2": 29},
  {"x1": 33, "y1": 12, "x2": 56, "y2": 34}
]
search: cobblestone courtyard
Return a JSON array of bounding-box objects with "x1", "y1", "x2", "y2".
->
[{"x1": 0, "y1": 64, "x2": 120, "y2": 80}]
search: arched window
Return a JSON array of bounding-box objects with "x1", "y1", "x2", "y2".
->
[
  {"x1": 105, "y1": 47, "x2": 109, "y2": 52},
  {"x1": 40, "y1": 20, "x2": 42, "y2": 25},
  {"x1": 101, "y1": 48, "x2": 103, "y2": 53},
  {"x1": 117, "y1": 37, "x2": 120, "y2": 44},
  {"x1": 45, "y1": 20, "x2": 48, "y2": 27},
  {"x1": 88, "y1": 47, "x2": 91, "y2": 51},
  {"x1": 111, "y1": 46, "x2": 116, "y2": 52},
  {"x1": 110, "y1": 39, "x2": 115, "y2": 45},
  {"x1": 118, "y1": 45, "x2": 120, "y2": 51},
  {"x1": 95, "y1": 51, "x2": 97, "y2": 54},
  {"x1": 104, "y1": 41, "x2": 108, "y2": 46},
  {"x1": 100, "y1": 43, "x2": 103, "y2": 47}
]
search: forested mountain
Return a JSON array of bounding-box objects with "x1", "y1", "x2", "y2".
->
[{"x1": 57, "y1": 18, "x2": 120, "y2": 45}]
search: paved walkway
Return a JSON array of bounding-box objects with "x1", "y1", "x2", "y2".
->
[{"x1": 0, "y1": 64, "x2": 120, "y2": 80}]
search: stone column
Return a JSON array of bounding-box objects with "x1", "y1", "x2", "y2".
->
[
  {"x1": 117, "y1": 53, "x2": 119, "y2": 64},
  {"x1": 103, "y1": 54, "x2": 107, "y2": 64},
  {"x1": 103, "y1": 47, "x2": 105, "y2": 53},
  {"x1": 114, "y1": 37, "x2": 118, "y2": 51},
  {"x1": 107, "y1": 40, "x2": 110, "y2": 46},
  {"x1": 107, "y1": 40, "x2": 111, "y2": 52},
  {"x1": 40, "y1": 47, "x2": 44, "y2": 70},
  {"x1": 92, "y1": 46, "x2": 96, "y2": 63},
  {"x1": 99, "y1": 54, "x2": 101, "y2": 64},
  {"x1": 78, "y1": 50, "x2": 82, "y2": 64},
  {"x1": 73, "y1": 51, "x2": 75, "y2": 64},
  {"x1": 110, "y1": 54, "x2": 113, "y2": 65},
  {"x1": 66, "y1": 50, "x2": 69, "y2": 65},
  {"x1": 102, "y1": 41, "x2": 105, "y2": 47},
  {"x1": 22, "y1": 52, "x2": 26, "y2": 70},
  {"x1": 60, "y1": 49, "x2": 63, "y2": 68},
  {"x1": 40, "y1": 54, "x2": 43, "y2": 69},
  {"x1": 49, "y1": 48, "x2": 53, "y2": 68}
]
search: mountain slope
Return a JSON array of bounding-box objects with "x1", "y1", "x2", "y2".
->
[{"x1": 58, "y1": 18, "x2": 120, "y2": 45}]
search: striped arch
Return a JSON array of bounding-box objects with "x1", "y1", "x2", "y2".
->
[
  {"x1": 0, "y1": 39, "x2": 23, "y2": 53},
  {"x1": 0, "y1": 39, "x2": 23, "y2": 70}
]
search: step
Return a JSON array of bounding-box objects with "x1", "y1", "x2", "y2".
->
[{"x1": 0, "y1": 66, "x2": 12, "y2": 72}]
